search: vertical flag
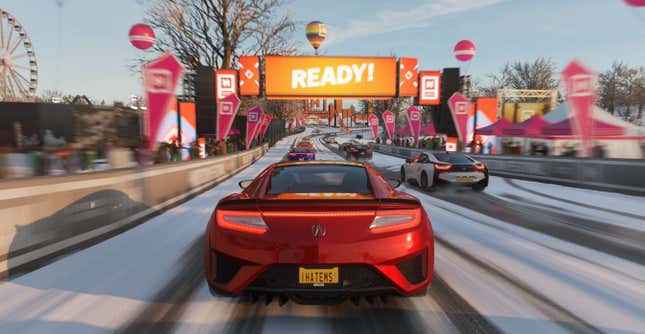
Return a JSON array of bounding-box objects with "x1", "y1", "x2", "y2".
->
[
  {"x1": 246, "y1": 105, "x2": 263, "y2": 149},
  {"x1": 216, "y1": 94, "x2": 241, "y2": 142},
  {"x1": 143, "y1": 53, "x2": 184, "y2": 150},
  {"x1": 368, "y1": 113, "x2": 379, "y2": 140},
  {"x1": 406, "y1": 106, "x2": 422, "y2": 144},
  {"x1": 563, "y1": 60, "x2": 596, "y2": 157},
  {"x1": 448, "y1": 92, "x2": 471, "y2": 146},
  {"x1": 257, "y1": 114, "x2": 272, "y2": 142},
  {"x1": 382, "y1": 110, "x2": 395, "y2": 140}
]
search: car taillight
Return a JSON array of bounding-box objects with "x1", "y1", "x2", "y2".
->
[
  {"x1": 370, "y1": 209, "x2": 421, "y2": 233},
  {"x1": 434, "y1": 163, "x2": 452, "y2": 171},
  {"x1": 289, "y1": 152, "x2": 296, "y2": 156},
  {"x1": 351, "y1": 148, "x2": 359, "y2": 152},
  {"x1": 366, "y1": 148, "x2": 373, "y2": 152},
  {"x1": 474, "y1": 163, "x2": 486, "y2": 171},
  {"x1": 216, "y1": 210, "x2": 268, "y2": 234}
]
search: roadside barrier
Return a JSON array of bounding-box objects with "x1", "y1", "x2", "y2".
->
[
  {"x1": 369, "y1": 143, "x2": 645, "y2": 195},
  {"x1": 0, "y1": 144, "x2": 269, "y2": 278}
]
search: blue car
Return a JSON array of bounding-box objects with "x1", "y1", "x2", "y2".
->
[{"x1": 288, "y1": 147, "x2": 316, "y2": 161}]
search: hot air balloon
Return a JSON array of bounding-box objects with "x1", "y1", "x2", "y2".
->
[
  {"x1": 454, "y1": 40, "x2": 476, "y2": 62},
  {"x1": 305, "y1": 21, "x2": 327, "y2": 55},
  {"x1": 625, "y1": 0, "x2": 645, "y2": 6},
  {"x1": 129, "y1": 23, "x2": 155, "y2": 50}
]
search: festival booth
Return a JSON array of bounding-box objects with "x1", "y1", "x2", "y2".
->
[
  {"x1": 540, "y1": 102, "x2": 644, "y2": 158},
  {"x1": 477, "y1": 101, "x2": 645, "y2": 158},
  {"x1": 498, "y1": 115, "x2": 550, "y2": 155},
  {"x1": 476, "y1": 118, "x2": 512, "y2": 136}
]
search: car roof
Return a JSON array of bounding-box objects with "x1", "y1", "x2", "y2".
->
[{"x1": 273, "y1": 160, "x2": 366, "y2": 168}]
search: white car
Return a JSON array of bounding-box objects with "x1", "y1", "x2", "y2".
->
[{"x1": 400, "y1": 151, "x2": 489, "y2": 191}]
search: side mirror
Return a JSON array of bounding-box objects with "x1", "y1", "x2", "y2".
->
[
  {"x1": 238, "y1": 179, "x2": 253, "y2": 189},
  {"x1": 388, "y1": 179, "x2": 401, "y2": 188},
  {"x1": 405, "y1": 159, "x2": 411, "y2": 163}
]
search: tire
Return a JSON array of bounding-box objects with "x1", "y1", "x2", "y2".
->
[
  {"x1": 472, "y1": 184, "x2": 486, "y2": 192},
  {"x1": 207, "y1": 282, "x2": 235, "y2": 297},
  {"x1": 420, "y1": 172, "x2": 429, "y2": 189},
  {"x1": 400, "y1": 167, "x2": 406, "y2": 183}
]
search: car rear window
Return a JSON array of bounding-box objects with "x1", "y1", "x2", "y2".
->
[
  {"x1": 292, "y1": 148, "x2": 313, "y2": 153},
  {"x1": 434, "y1": 153, "x2": 473, "y2": 164},
  {"x1": 353, "y1": 145, "x2": 368, "y2": 150},
  {"x1": 267, "y1": 165, "x2": 372, "y2": 194}
]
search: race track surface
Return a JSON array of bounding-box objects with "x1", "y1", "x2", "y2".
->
[{"x1": 0, "y1": 127, "x2": 643, "y2": 334}]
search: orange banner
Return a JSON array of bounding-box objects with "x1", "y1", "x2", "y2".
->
[
  {"x1": 264, "y1": 56, "x2": 397, "y2": 98},
  {"x1": 398, "y1": 57, "x2": 418, "y2": 97},
  {"x1": 239, "y1": 56, "x2": 260, "y2": 96}
]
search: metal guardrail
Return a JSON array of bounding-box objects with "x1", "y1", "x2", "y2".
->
[{"x1": 369, "y1": 143, "x2": 645, "y2": 195}]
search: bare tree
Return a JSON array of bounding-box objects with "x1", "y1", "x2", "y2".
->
[
  {"x1": 145, "y1": 0, "x2": 298, "y2": 71},
  {"x1": 480, "y1": 58, "x2": 559, "y2": 96},
  {"x1": 598, "y1": 62, "x2": 645, "y2": 120},
  {"x1": 598, "y1": 62, "x2": 625, "y2": 115}
]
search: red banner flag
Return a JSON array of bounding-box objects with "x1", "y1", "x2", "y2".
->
[
  {"x1": 382, "y1": 110, "x2": 395, "y2": 139},
  {"x1": 368, "y1": 113, "x2": 379, "y2": 140},
  {"x1": 448, "y1": 92, "x2": 471, "y2": 146},
  {"x1": 287, "y1": 118, "x2": 294, "y2": 131},
  {"x1": 406, "y1": 106, "x2": 422, "y2": 144},
  {"x1": 216, "y1": 94, "x2": 241, "y2": 142},
  {"x1": 257, "y1": 114, "x2": 272, "y2": 142},
  {"x1": 143, "y1": 53, "x2": 184, "y2": 150},
  {"x1": 563, "y1": 60, "x2": 596, "y2": 157},
  {"x1": 246, "y1": 105, "x2": 264, "y2": 149}
]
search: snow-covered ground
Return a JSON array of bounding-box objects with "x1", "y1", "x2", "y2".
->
[
  {"x1": 0, "y1": 131, "x2": 310, "y2": 334},
  {"x1": 0, "y1": 126, "x2": 643, "y2": 334},
  {"x1": 361, "y1": 145, "x2": 645, "y2": 333}
]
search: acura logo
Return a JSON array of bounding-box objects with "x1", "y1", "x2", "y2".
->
[{"x1": 311, "y1": 224, "x2": 326, "y2": 237}]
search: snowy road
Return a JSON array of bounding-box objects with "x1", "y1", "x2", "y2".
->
[{"x1": 0, "y1": 128, "x2": 643, "y2": 334}]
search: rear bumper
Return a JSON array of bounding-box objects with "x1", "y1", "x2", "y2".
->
[
  {"x1": 205, "y1": 224, "x2": 434, "y2": 298},
  {"x1": 434, "y1": 171, "x2": 488, "y2": 187}
]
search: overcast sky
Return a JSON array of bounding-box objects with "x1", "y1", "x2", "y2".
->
[{"x1": 3, "y1": 0, "x2": 645, "y2": 102}]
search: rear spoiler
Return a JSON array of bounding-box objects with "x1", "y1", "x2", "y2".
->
[{"x1": 218, "y1": 198, "x2": 421, "y2": 210}]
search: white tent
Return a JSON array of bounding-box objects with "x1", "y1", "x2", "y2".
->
[{"x1": 541, "y1": 102, "x2": 645, "y2": 158}]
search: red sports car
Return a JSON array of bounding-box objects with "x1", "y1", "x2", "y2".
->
[{"x1": 204, "y1": 161, "x2": 434, "y2": 304}]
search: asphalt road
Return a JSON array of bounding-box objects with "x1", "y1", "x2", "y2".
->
[{"x1": 0, "y1": 129, "x2": 643, "y2": 334}]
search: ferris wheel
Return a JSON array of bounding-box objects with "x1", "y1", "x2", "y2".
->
[{"x1": 0, "y1": 8, "x2": 38, "y2": 101}]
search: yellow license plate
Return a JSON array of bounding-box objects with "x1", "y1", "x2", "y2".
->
[
  {"x1": 457, "y1": 176, "x2": 475, "y2": 182},
  {"x1": 298, "y1": 267, "x2": 339, "y2": 285},
  {"x1": 298, "y1": 158, "x2": 304, "y2": 161}
]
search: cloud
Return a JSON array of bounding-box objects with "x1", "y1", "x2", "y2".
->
[{"x1": 324, "y1": 0, "x2": 508, "y2": 46}]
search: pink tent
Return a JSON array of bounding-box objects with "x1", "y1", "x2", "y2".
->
[
  {"x1": 541, "y1": 118, "x2": 624, "y2": 136},
  {"x1": 476, "y1": 118, "x2": 512, "y2": 136},
  {"x1": 502, "y1": 115, "x2": 550, "y2": 137},
  {"x1": 420, "y1": 123, "x2": 436, "y2": 136}
]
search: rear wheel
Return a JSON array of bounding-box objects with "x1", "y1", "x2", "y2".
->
[
  {"x1": 472, "y1": 183, "x2": 486, "y2": 192},
  {"x1": 420, "y1": 172, "x2": 429, "y2": 189}
]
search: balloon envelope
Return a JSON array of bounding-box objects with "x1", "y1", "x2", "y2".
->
[
  {"x1": 454, "y1": 40, "x2": 476, "y2": 62},
  {"x1": 305, "y1": 21, "x2": 327, "y2": 50},
  {"x1": 625, "y1": 0, "x2": 645, "y2": 6},
  {"x1": 129, "y1": 23, "x2": 155, "y2": 50}
]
